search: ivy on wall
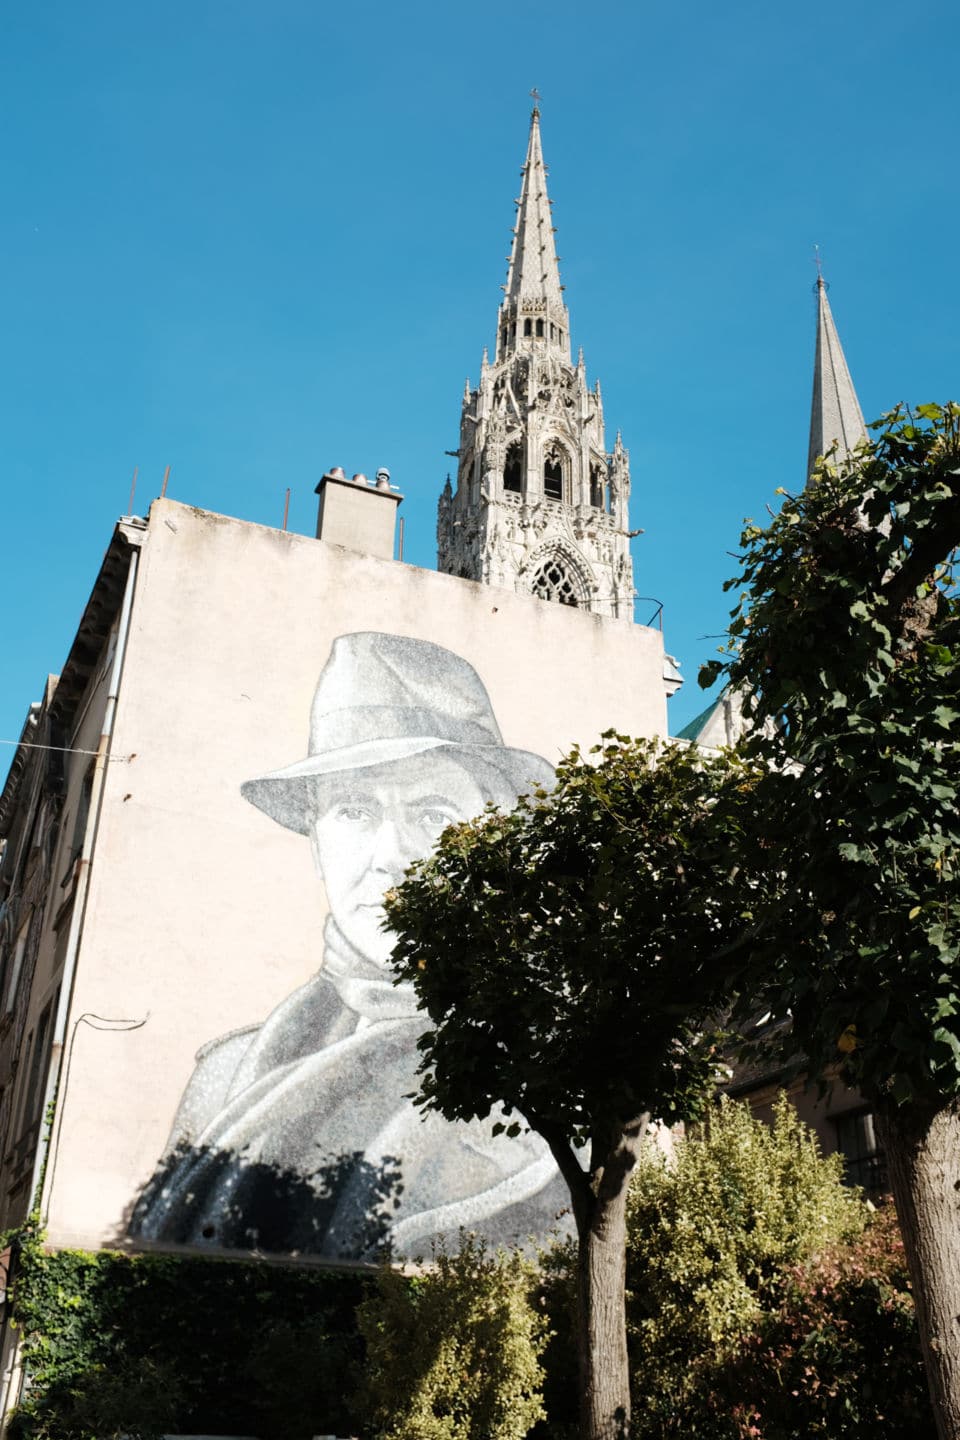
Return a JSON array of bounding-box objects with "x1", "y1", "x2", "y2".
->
[{"x1": 5, "y1": 1220, "x2": 372, "y2": 1440}]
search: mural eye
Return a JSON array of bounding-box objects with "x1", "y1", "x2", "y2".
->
[
  {"x1": 420, "y1": 807, "x2": 456, "y2": 828},
  {"x1": 335, "y1": 803, "x2": 373, "y2": 823}
]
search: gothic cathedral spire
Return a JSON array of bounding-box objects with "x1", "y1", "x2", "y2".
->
[
  {"x1": 807, "y1": 274, "x2": 867, "y2": 482},
  {"x1": 436, "y1": 104, "x2": 636, "y2": 618}
]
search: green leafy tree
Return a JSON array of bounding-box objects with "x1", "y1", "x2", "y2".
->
[
  {"x1": 384, "y1": 736, "x2": 763, "y2": 1440},
  {"x1": 702, "y1": 403, "x2": 960, "y2": 1438},
  {"x1": 357, "y1": 1234, "x2": 547, "y2": 1440}
]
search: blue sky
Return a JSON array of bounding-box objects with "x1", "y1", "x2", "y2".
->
[{"x1": 2, "y1": 0, "x2": 958, "y2": 760}]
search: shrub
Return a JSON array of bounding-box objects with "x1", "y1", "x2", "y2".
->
[
  {"x1": 5, "y1": 1231, "x2": 370, "y2": 1439},
  {"x1": 358, "y1": 1233, "x2": 548, "y2": 1440},
  {"x1": 626, "y1": 1093, "x2": 867, "y2": 1384},
  {"x1": 660, "y1": 1206, "x2": 927, "y2": 1439},
  {"x1": 7, "y1": 1353, "x2": 183, "y2": 1440},
  {"x1": 537, "y1": 1095, "x2": 930, "y2": 1439}
]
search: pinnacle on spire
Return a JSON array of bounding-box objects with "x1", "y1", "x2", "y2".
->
[
  {"x1": 807, "y1": 274, "x2": 867, "y2": 482},
  {"x1": 504, "y1": 107, "x2": 565, "y2": 314}
]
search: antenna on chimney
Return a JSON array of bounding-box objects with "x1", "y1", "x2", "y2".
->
[
  {"x1": 127, "y1": 466, "x2": 138, "y2": 516},
  {"x1": 160, "y1": 465, "x2": 171, "y2": 498},
  {"x1": 282, "y1": 487, "x2": 291, "y2": 532}
]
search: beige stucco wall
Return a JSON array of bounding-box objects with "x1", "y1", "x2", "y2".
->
[{"x1": 45, "y1": 498, "x2": 670, "y2": 1253}]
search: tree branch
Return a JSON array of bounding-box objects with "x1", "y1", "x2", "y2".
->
[
  {"x1": 528, "y1": 1114, "x2": 592, "y2": 1232},
  {"x1": 595, "y1": 1113, "x2": 650, "y2": 1208},
  {"x1": 880, "y1": 502, "x2": 960, "y2": 619}
]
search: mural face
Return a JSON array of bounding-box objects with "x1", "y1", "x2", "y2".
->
[
  {"x1": 130, "y1": 632, "x2": 566, "y2": 1260},
  {"x1": 309, "y1": 755, "x2": 488, "y2": 967}
]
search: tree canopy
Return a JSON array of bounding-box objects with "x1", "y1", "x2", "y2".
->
[
  {"x1": 385, "y1": 735, "x2": 760, "y2": 1170},
  {"x1": 702, "y1": 403, "x2": 960, "y2": 1108}
]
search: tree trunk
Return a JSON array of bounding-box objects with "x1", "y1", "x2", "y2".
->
[
  {"x1": 576, "y1": 1187, "x2": 630, "y2": 1440},
  {"x1": 538, "y1": 1117, "x2": 646, "y2": 1440},
  {"x1": 875, "y1": 1097, "x2": 960, "y2": 1440}
]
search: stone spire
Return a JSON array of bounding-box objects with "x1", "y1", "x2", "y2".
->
[
  {"x1": 436, "y1": 106, "x2": 636, "y2": 620},
  {"x1": 500, "y1": 104, "x2": 568, "y2": 356},
  {"x1": 807, "y1": 274, "x2": 867, "y2": 481}
]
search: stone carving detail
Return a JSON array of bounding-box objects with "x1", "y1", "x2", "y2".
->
[
  {"x1": 437, "y1": 332, "x2": 636, "y2": 618},
  {"x1": 532, "y1": 556, "x2": 580, "y2": 607}
]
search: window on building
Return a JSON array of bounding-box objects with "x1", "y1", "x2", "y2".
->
[
  {"x1": 69, "y1": 765, "x2": 95, "y2": 866},
  {"x1": 834, "y1": 1109, "x2": 887, "y2": 1193},
  {"x1": 15, "y1": 1027, "x2": 35, "y2": 1140},
  {"x1": 531, "y1": 558, "x2": 580, "y2": 607},
  {"x1": 21, "y1": 997, "x2": 54, "y2": 1136},
  {"x1": 523, "y1": 318, "x2": 532, "y2": 337},
  {"x1": 2, "y1": 918, "x2": 30, "y2": 1016},
  {"x1": 535, "y1": 319, "x2": 544, "y2": 337},
  {"x1": 99, "y1": 620, "x2": 119, "y2": 680},
  {"x1": 543, "y1": 443, "x2": 566, "y2": 501},
  {"x1": 549, "y1": 323, "x2": 555, "y2": 340},
  {"x1": 29, "y1": 800, "x2": 48, "y2": 853},
  {"x1": 590, "y1": 466, "x2": 605, "y2": 509},
  {"x1": 503, "y1": 443, "x2": 523, "y2": 494}
]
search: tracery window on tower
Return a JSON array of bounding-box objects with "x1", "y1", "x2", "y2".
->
[
  {"x1": 523, "y1": 318, "x2": 532, "y2": 337},
  {"x1": 530, "y1": 556, "x2": 580, "y2": 607},
  {"x1": 543, "y1": 440, "x2": 568, "y2": 502},
  {"x1": 590, "y1": 464, "x2": 605, "y2": 509},
  {"x1": 535, "y1": 319, "x2": 544, "y2": 337},
  {"x1": 503, "y1": 441, "x2": 523, "y2": 494}
]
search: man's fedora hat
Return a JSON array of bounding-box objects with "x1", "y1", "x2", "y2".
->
[{"x1": 241, "y1": 632, "x2": 555, "y2": 835}]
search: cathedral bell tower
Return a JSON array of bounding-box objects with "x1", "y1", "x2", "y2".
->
[{"x1": 437, "y1": 104, "x2": 636, "y2": 618}]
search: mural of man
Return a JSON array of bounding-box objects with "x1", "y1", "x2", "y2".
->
[{"x1": 132, "y1": 633, "x2": 566, "y2": 1259}]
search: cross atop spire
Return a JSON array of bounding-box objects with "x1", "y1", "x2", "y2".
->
[
  {"x1": 496, "y1": 106, "x2": 570, "y2": 361},
  {"x1": 807, "y1": 272, "x2": 867, "y2": 482}
]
